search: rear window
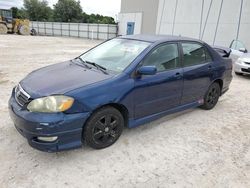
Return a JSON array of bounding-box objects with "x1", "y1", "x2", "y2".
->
[{"x1": 182, "y1": 43, "x2": 211, "y2": 67}]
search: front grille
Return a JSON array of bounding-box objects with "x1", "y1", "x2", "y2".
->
[
  {"x1": 245, "y1": 62, "x2": 250, "y2": 65},
  {"x1": 15, "y1": 84, "x2": 31, "y2": 106},
  {"x1": 242, "y1": 68, "x2": 250, "y2": 73}
]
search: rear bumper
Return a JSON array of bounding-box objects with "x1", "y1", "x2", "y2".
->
[{"x1": 9, "y1": 93, "x2": 90, "y2": 152}]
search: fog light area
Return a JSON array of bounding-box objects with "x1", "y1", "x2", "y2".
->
[{"x1": 37, "y1": 136, "x2": 58, "y2": 142}]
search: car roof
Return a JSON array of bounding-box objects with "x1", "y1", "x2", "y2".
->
[{"x1": 120, "y1": 34, "x2": 203, "y2": 43}]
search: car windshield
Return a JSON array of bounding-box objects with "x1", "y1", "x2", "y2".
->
[
  {"x1": 230, "y1": 40, "x2": 246, "y2": 51},
  {"x1": 80, "y1": 38, "x2": 151, "y2": 73}
]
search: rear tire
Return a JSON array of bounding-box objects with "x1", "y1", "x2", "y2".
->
[
  {"x1": 200, "y1": 82, "x2": 221, "y2": 110},
  {"x1": 83, "y1": 106, "x2": 124, "y2": 149},
  {"x1": 0, "y1": 24, "x2": 8, "y2": 34}
]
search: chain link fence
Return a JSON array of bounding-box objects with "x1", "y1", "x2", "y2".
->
[{"x1": 30, "y1": 21, "x2": 118, "y2": 40}]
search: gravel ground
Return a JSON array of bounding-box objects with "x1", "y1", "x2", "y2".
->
[{"x1": 0, "y1": 35, "x2": 250, "y2": 188}]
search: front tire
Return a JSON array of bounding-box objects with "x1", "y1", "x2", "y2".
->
[
  {"x1": 200, "y1": 82, "x2": 221, "y2": 110},
  {"x1": 83, "y1": 106, "x2": 124, "y2": 149},
  {"x1": 18, "y1": 25, "x2": 30, "y2": 35}
]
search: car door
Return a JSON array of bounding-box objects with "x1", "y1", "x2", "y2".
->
[
  {"x1": 181, "y1": 42, "x2": 213, "y2": 105},
  {"x1": 133, "y1": 43, "x2": 183, "y2": 119}
]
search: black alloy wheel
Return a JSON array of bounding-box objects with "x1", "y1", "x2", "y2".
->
[
  {"x1": 83, "y1": 107, "x2": 124, "y2": 149},
  {"x1": 201, "y1": 82, "x2": 221, "y2": 110}
]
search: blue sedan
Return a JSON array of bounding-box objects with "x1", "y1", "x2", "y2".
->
[{"x1": 9, "y1": 35, "x2": 233, "y2": 152}]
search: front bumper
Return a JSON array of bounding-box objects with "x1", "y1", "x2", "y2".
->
[
  {"x1": 235, "y1": 62, "x2": 250, "y2": 75},
  {"x1": 8, "y1": 92, "x2": 90, "y2": 152}
]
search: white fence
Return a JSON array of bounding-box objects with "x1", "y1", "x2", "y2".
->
[{"x1": 30, "y1": 21, "x2": 118, "y2": 40}]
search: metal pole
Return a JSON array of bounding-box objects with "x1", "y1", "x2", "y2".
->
[
  {"x1": 107, "y1": 24, "x2": 110, "y2": 39},
  {"x1": 44, "y1": 22, "x2": 46, "y2": 35},
  {"x1": 116, "y1": 25, "x2": 118, "y2": 37},
  {"x1": 199, "y1": 0, "x2": 205, "y2": 39},
  {"x1": 236, "y1": 0, "x2": 244, "y2": 41},
  {"x1": 78, "y1": 23, "x2": 80, "y2": 38},
  {"x1": 60, "y1": 22, "x2": 62, "y2": 36},
  {"x1": 37, "y1": 21, "x2": 40, "y2": 34},
  {"x1": 201, "y1": 0, "x2": 213, "y2": 40},
  {"x1": 87, "y1": 24, "x2": 89, "y2": 39},
  {"x1": 97, "y1": 24, "x2": 99, "y2": 40},
  {"x1": 213, "y1": 0, "x2": 224, "y2": 45},
  {"x1": 52, "y1": 22, "x2": 54, "y2": 36},
  {"x1": 68, "y1": 23, "x2": 70, "y2": 37},
  {"x1": 172, "y1": 0, "x2": 178, "y2": 35},
  {"x1": 158, "y1": 0, "x2": 166, "y2": 34}
]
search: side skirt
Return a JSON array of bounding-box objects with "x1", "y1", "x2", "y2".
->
[{"x1": 128, "y1": 101, "x2": 201, "y2": 128}]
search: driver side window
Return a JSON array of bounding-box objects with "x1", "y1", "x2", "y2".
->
[{"x1": 142, "y1": 43, "x2": 180, "y2": 72}]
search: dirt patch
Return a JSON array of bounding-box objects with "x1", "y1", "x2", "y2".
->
[{"x1": 0, "y1": 72, "x2": 9, "y2": 85}]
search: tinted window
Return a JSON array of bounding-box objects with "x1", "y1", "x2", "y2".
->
[
  {"x1": 143, "y1": 43, "x2": 179, "y2": 72},
  {"x1": 205, "y1": 47, "x2": 212, "y2": 61},
  {"x1": 182, "y1": 43, "x2": 207, "y2": 67}
]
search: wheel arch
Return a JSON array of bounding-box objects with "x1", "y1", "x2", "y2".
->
[
  {"x1": 212, "y1": 79, "x2": 223, "y2": 94},
  {"x1": 87, "y1": 103, "x2": 129, "y2": 128}
]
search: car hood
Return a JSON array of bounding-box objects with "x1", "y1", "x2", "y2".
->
[
  {"x1": 20, "y1": 61, "x2": 113, "y2": 97},
  {"x1": 239, "y1": 53, "x2": 250, "y2": 63}
]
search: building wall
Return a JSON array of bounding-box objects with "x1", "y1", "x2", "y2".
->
[
  {"x1": 118, "y1": 13, "x2": 143, "y2": 35},
  {"x1": 156, "y1": 0, "x2": 250, "y2": 49},
  {"x1": 119, "y1": 0, "x2": 159, "y2": 35},
  {"x1": 120, "y1": 0, "x2": 250, "y2": 49}
]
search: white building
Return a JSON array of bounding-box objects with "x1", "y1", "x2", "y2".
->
[{"x1": 118, "y1": 0, "x2": 250, "y2": 48}]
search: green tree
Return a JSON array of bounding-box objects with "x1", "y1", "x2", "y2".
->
[
  {"x1": 12, "y1": 0, "x2": 116, "y2": 24},
  {"x1": 11, "y1": 7, "x2": 28, "y2": 19},
  {"x1": 81, "y1": 12, "x2": 90, "y2": 23},
  {"x1": 101, "y1": 16, "x2": 115, "y2": 24},
  {"x1": 23, "y1": 0, "x2": 53, "y2": 21},
  {"x1": 53, "y1": 0, "x2": 83, "y2": 22},
  {"x1": 85, "y1": 13, "x2": 115, "y2": 24}
]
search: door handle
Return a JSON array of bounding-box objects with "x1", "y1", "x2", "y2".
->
[
  {"x1": 174, "y1": 72, "x2": 182, "y2": 78},
  {"x1": 208, "y1": 65, "x2": 212, "y2": 70}
]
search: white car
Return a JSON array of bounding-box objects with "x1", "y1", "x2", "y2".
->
[
  {"x1": 229, "y1": 40, "x2": 250, "y2": 75},
  {"x1": 234, "y1": 54, "x2": 250, "y2": 75}
]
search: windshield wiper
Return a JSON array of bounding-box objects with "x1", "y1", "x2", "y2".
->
[
  {"x1": 74, "y1": 57, "x2": 108, "y2": 74},
  {"x1": 84, "y1": 60, "x2": 108, "y2": 74},
  {"x1": 85, "y1": 61, "x2": 106, "y2": 70},
  {"x1": 72, "y1": 57, "x2": 91, "y2": 69}
]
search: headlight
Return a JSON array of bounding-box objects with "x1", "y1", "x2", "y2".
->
[
  {"x1": 236, "y1": 59, "x2": 243, "y2": 65},
  {"x1": 27, "y1": 96, "x2": 74, "y2": 113}
]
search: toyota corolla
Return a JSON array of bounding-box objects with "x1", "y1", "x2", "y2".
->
[{"x1": 9, "y1": 35, "x2": 233, "y2": 152}]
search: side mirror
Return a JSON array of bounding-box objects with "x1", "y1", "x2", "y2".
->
[
  {"x1": 239, "y1": 48, "x2": 248, "y2": 53},
  {"x1": 137, "y1": 66, "x2": 157, "y2": 75}
]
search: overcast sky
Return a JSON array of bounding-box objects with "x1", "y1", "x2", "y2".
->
[{"x1": 0, "y1": 0, "x2": 121, "y2": 18}]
